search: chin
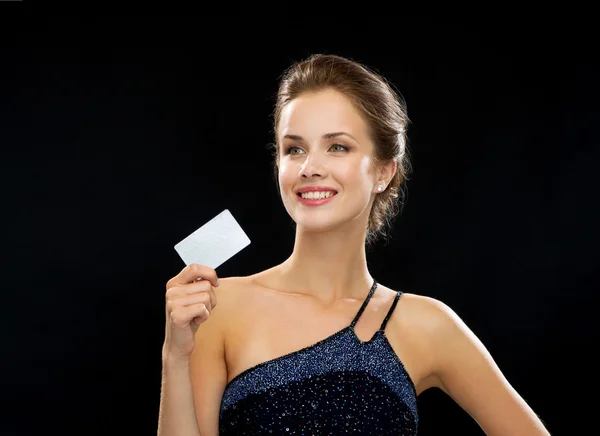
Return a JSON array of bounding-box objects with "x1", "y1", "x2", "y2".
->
[
  {"x1": 293, "y1": 215, "x2": 350, "y2": 234},
  {"x1": 287, "y1": 204, "x2": 368, "y2": 234}
]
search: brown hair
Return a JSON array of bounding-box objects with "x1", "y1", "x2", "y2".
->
[{"x1": 271, "y1": 54, "x2": 412, "y2": 246}]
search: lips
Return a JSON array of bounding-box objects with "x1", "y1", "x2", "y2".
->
[
  {"x1": 296, "y1": 191, "x2": 337, "y2": 206},
  {"x1": 295, "y1": 186, "x2": 339, "y2": 195},
  {"x1": 296, "y1": 191, "x2": 337, "y2": 198}
]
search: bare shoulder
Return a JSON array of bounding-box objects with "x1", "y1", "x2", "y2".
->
[
  {"x1": 206, "y1": 276, "x2": 253, "y2": 322},
  {"x1": 209, "y1": 275, "x2": 248, "y2": 304},
  {"x1": 189, "y1": 276, "x2": 251, "y2": 347},
  {"x1": 204, "y1": 274, "x2": 267, "y2": 333},
  {"x1": 393, "y1": 292, "x2": 471, "y2": 359},
  {"x1": 395, "y1": 292, "x2": 458, "y2": 332}
]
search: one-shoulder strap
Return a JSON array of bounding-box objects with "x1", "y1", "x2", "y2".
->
[
  {"x1": 350, "y1": 280, "x2": 378, "y2": 328},
  {"x1": 380, "y1": 290, "x2": 402, "y2": 331}
]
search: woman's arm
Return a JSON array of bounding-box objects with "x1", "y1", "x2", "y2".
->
[
  {"x1": 158, "y1": 281, "x2": 229, "y2": 436},
  {"x1": 157, "y1": 352, "x2": 202, "y2": 436},
  {"x1": 424, "y1": 297, "x2": 550, "y2": 435}
]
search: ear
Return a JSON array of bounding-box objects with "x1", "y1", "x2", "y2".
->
[{"x1": 377, "y1": 159, "x2": 397, "y2": 187}]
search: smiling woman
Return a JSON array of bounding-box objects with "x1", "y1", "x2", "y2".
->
[
  {"x1": 272, "y1": 55, "x2": 412, "y2": 247},
  {"x1": 158, "y1": 54, "x2": 551, "y2": 436}
]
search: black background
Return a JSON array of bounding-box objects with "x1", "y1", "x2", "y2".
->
[{"x1": 3, "y1": 16, "x2": 598, "y2": 435}]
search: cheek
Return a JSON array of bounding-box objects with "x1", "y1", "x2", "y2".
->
[
  {"x1": 337, "y1": 157, "x2": 373, "y2": 186},
  {"x1": 359, "y1": 156, "x2": 374, "y2": 174},
  {"x1": 278, "y1": 161, "x2": 294, "y2": 188}
]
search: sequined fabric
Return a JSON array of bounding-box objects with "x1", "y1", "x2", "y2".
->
[{"x1": 219, "y1": 281, "x2": 418, "y2": 435}]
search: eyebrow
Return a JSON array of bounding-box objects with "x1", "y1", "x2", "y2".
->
[{"x1": 283, "y1": 132, "x2": 358, "y2": 142}]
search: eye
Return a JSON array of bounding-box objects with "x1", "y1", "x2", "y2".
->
[
  {"x1": 284, "y1": 146, "x2": 304, "y2": 155},
  {"x1": 283, "y1": 144, "x2": 349, "y2": 155},
  {"x1": 330, "y1": 144, "x2": 348, "y2": 152}
]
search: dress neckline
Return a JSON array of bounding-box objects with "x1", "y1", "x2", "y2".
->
[
  {"x1": 225, "y1": 280, "x2": 380, "y2": 389},
  {"x1": 225, "y1": 325, "x2": 386, "y2": 389}
]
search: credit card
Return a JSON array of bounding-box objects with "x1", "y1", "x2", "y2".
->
[{"x1": 174, "y1": 209, "x2": 251, "y2": 271}]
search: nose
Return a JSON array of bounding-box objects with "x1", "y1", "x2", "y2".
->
[{"x1": 299, "y1": 153, "x2": 326, "y2": 179}]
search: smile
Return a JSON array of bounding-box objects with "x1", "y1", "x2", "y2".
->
[{"x1": 296, "y1": 191, "x2": 337, "y2": 206}]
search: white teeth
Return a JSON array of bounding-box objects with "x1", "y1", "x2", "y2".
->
[{"x1": 300, "y1": 191, "x2": 335, "y2": 200}]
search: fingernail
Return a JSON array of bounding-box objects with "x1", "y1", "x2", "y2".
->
[{"x1": 216, "y1": 279, "x2": 220, "y2": 286}]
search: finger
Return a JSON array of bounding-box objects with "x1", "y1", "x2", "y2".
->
[
  {"x1": 168, "y1": 264, "x2": 219, "y2": 288},
  {"x1": 171, "y1": 303, "x2": 210, "y2": 327},
  {"x1": 186, "y1": 282, "x2": 217, "y2": 310},
  {"x1": 165, "y1": 280, "x2": 217, "y2": 309},
  {"x1": 167, "y1": 293, "x2": 212, "y2": 312}
]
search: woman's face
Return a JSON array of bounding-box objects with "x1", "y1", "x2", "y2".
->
[{"x1": 277, "y1": 88, "x2": 380, "y2": 234}]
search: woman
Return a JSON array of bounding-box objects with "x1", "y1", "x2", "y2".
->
[{"x1": 157, "y1": 54, "x2": 550, "y2": 435}]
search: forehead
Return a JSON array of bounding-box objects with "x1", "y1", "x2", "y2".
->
[{"x1": 278, "y1": 89, "x2": 370, "y2": 141}]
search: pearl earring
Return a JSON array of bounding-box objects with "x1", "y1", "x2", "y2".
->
[{"x1": 377, "y1": 184, "x2": 384, "y2": 192}]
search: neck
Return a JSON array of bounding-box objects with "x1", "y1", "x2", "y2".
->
[{"x1": 276, "y1": 221, "x2": 373, "y2": 303}]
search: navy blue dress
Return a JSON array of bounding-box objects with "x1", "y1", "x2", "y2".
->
[{"x1": 219, "y1": 280, "x2": 418, "y2": 435}]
